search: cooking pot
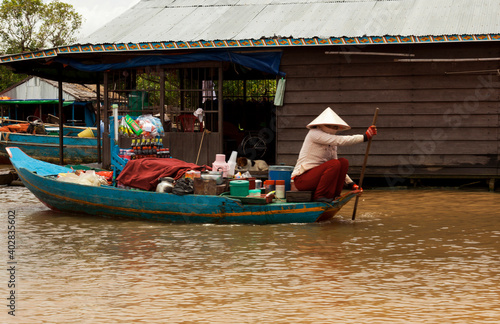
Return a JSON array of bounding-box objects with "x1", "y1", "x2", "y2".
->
[{"x1": 201, "y1": 171, "x2": 223, "y2": 185}]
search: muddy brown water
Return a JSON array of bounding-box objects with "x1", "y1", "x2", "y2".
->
[{"x1": 1, "y1": 184, "x2": 499, "y2": 323}]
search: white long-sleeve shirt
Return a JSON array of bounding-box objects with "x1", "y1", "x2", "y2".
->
[{"x1": 291, "y1": 128, "x2": 364, "y2": 181}]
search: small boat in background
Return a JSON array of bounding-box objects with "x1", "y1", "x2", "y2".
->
[
  {"x1": 7, "y1": 147, "x2": 361, "y2": 225},
  {"x1": 0, "y1": 168, "x2": 16, "y2": 185},
  {"x1": 1, "y1": 78, "x2": 103, "y2": 164},
  {"x1": 0, "y1": 121, "x2": 99, "y2": 165}
]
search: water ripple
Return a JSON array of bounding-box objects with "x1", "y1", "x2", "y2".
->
[{"x1": 0, "y1": 188, "x2": 499, "y2": 323}]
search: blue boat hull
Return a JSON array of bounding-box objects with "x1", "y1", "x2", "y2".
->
[
  {"x1": 0, "y1": 131, "x2": 98, "y2": 164},
  {"x1": 7, "y1": 147, "x2": 360, "y2": 224}
]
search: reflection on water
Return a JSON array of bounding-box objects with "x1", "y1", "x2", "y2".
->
[{"x1": 1, "y1": 186, "x2": 499, "y2": 323}]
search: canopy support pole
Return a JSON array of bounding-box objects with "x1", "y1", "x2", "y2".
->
[
  {"x1": 102, "y1": 72, "x2": 110, "y2": 169},
  {"x1": 58, "y1": 77, "x2": 64, "y2": 165},
  {"x1": 218, "y1": 65, "x2": 223, "y2": 152},
  {"x1": 96, "y1": 76, "x2": 102, "y2": 163}
]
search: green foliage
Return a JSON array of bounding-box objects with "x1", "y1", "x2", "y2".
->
[
  {"x1": 0, "y1": 0, "x2": 82, "y2": 91},
  {"x1": 222, "y1": 79, "x2": 276, "y2": 100},
  {"x1": 0, "y1": 0, "x2": 45, "y2": 53},
  {"x1": 135, "y1": 71, "x2": 182, "y2": 107},
  {"x1": 0, "y1": 66, "x2": 25, "y2": 91},
  {"x1": 0, "y1": 0, "x2": 82, "y2": 53},
  {"x1": 39, "y1": 1, "x2": 83, "y2": 48}
]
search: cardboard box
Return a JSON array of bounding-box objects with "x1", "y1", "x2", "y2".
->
[{"x1": 194, "y1": 178, "x2": 217, "y2": 195}]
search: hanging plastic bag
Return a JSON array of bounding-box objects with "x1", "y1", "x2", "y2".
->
[
  {"x1": 150, "y1": 115, "x2": 164, "y2": 136},
  {"x1": 118, "y1": 117, "x2": 134, "y2": 137},
  {"x1": 136, "y1": 114, "x2": 164, "y2": 138},
  {"x1": 57, "y1": 170, "x2": 108, "y2": 187},
  {"x1": 274, "y1": 78, "x2": 286, "y2": 106}
]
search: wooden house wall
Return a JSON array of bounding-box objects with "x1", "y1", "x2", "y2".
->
[{"x1": 276, "y1": 43, "x2": 500, "y2": 182}]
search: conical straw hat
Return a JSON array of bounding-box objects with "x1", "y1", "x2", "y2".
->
[{"x1": 306, "y1": 107, "x2": 350, "y2": 130}]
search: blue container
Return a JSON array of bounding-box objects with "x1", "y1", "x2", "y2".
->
[{"x1": 268, "y1": 165, "x2": 294, "y2": 192}]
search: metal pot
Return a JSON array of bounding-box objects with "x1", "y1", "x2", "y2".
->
[{"x1": 201, "y1": 171, "x2": 223, "y2": 185}]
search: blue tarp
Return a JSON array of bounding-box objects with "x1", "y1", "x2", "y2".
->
[{"x1": 55, "y1": 50, "x2": 285, "y2": 76}]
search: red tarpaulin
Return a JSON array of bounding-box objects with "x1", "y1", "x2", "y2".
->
[{"x1": 115, "y1": 158, "x2": 210, "y2": 191}]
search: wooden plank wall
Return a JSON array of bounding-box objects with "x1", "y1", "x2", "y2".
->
[
  {"x1": 169, "y1": 132, "x2": 220, "y2": 166},
  {"x1": 277, "y1": 43, "x2": 500, "y2": 182}
]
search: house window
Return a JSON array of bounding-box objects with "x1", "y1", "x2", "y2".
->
[
  {"x1": 105, "y1": 67, "x2": 219, "y2": 133},
  {"x1": 163, "y1": 67, "x2": 219, "y2": 133}
]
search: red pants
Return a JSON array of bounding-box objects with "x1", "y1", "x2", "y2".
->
[{"x1": 294, "y1": 158, "x2": 349, "y2": 200}]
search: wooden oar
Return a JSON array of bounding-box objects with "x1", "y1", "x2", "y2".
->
[
  {"x1": 195, "y1": 128, "x2": 211, "y2": 165},
  {"x1": 352, "y1": 107, "x2": 379, "y2": 220}
]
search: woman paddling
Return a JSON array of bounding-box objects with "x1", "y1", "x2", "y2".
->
[{"x1": 291, "y1": 107, "x2": 377, "y2": 203}]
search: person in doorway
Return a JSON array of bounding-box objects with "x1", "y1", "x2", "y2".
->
[{"x1": 291, "y1": 107, "x2": 377, "y2": 203}]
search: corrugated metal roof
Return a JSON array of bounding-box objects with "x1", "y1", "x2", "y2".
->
[{"x1": 80, "y1": 0, "x2": 500, "y2": 44}]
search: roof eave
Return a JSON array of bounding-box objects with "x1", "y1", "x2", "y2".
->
[{"x1": 2, "y1": 33, "x2": 500, "y2": 65}]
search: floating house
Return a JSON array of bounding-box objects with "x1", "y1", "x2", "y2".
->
[{"x1": 1, "y1": 0, "x2": 499, "y2": 188}]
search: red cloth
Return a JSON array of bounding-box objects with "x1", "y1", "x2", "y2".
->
[
  {"x1": 294, "y1": 158, "x2": 349, "y2": 200},
  {"x1": 115, "y1": 158, "x2": 210, "y2": 191}
]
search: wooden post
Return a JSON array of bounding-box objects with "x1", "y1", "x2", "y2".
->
[
  {"x1": 58, "y1": 78, "x2": 64, "y2": 165},
  {"x1": 102, "y1": 72, "x2": 110, "y2": 169},
  {"x1": 218, "y1": 65, "x2": 223, "y2": 153},
  {"x1": 160, "y1": 68, "x2": 167, "y2": 149},
  {"x1": 489, "y1": 178, "x2": 496, "y2": 192},
  {"x1": 96, "y1": 76, "x2": 102, "y2": 164},
  {"x1": 160, "y1": 68, "x2": 165, "y2": 128}
]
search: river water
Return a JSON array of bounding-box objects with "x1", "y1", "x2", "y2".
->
[{"x1": 1, "y1": 185, "x2": 499, "y2": 323}]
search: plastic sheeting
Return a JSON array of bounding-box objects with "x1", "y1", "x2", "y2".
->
[
  {"x1": 274, "y1": 78, "x2": 286, "y2": 106},
  {"x1": 54, "y1": 50, "x2": 285, "y2": 76}
]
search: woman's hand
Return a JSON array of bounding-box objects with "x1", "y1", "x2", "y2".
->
[
  {"x1": 364, "y1": 125, "x2": 377, "y2": 141},
  {"x1": 346, "y1": 182, "x2": 361, "y2": 191}
]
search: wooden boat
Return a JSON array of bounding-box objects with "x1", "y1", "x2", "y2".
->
[
  {"x1": 6, "y1": 147, "x2": 361, "y2": 225},
  {"x1": 0, "y1": 126, "x2": 98, "y2": 164}
]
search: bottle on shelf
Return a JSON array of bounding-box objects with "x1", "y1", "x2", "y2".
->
[
  {"x1": 145, "y1": 139, "x2": 150, "y2": 157},
  {"x1": 141, "y1": 138, "x2": 146, "y2": 158},
  {"x1": 130, "y1": 139, "x2": 136, "y2": 159},
  {"x1": 152, "y1": 139, "x2": 158, "y2": 157}
]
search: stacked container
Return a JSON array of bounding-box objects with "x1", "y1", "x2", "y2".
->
[
  {"x1": 268, "y1": 165, "x2": 294, "y2": 192},
  {"x1": 212, "y1": 154, "x2": 229, "y2": 177}
]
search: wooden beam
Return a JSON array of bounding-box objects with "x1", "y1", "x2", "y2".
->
[
  {"x1": 445, "y1": 69, "x2": 500, "y2": 75},
  {"x1": 396, "y1": 57, "x2": 500, "y2": 62},
  {"x1": 326, "y1": 51, "x2": 415, "y2": 57}
]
